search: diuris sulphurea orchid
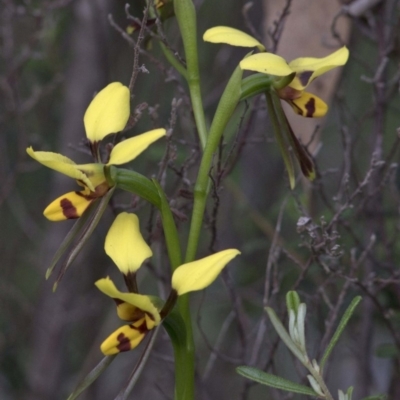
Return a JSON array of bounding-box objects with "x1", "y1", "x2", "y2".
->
[
  {"x1": 27, "y1": 82, "x2": 166, "y2": 221},
  {"x1": 203, "y1": 26, "x2": 349, "y2": 118},
  {"x1": 203, "y1": 26, "x2": 349, "y2": 187},
  {"x1": 97, "y1": 212, "x2": 240, "y2": 355}
]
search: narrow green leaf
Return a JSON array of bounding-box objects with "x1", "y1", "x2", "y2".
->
[
  {"x1": 264, "y1": 91, "x2": 296, "y2": 189},
  {"x1": 236, "y1": 366, "x2": 318, "y2": 396},
  {"x1": 270, "y1": 89, "x2": 315, "y2": 181},
  {"x1": 265, "y1": 307, "x2": 306, "y2": 363},
  {"x1": 66, "y1": 355, "x2": 116, "y2": 400},
  {"x1": 45, "y1": 199, "x2": 99, "y2": 279},
  {"x1": 320, "y1": 296, "x2": 362, "y2": 370},
  {"x1": 114, "y1": 327, "x2": 161, "y2": 400},
  {"x1": 360, "y1": 395, "x2": 387, "y2": 400},
  {"x1": 152, "y1": 179, "x2": 182, "y2": 270},
  {"x1": 111, "y1": 167, "x2": 161, "y2": 208},
  {"x1": 52, "y1": 187, "x2": 115, "y2": 291},
  {"x1": 240, "y1": 73, "x2": 274, "y2": 101},
  {"x1": 346, "y1": 386, "x2": 354, "y2": 400}
]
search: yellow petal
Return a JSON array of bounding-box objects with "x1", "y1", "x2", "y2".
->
[
  {"x1": 288, "y1": 46, "x2": 349, "y2": 90},
  {"x1": 240, "y1": 53, "x2": 294, "y2": 76},
  {"x1": 203, "y1": 26, "x2": 265, "y2": 51},
  {"x1": 105, "y1": 213, "x2": 152, "y2": 273},
  {"x1": 285, "y1": 92, "x2": 328, "y2": 118},
  {"x1": 83, "y1": 82, "x2": 130, "y2": 142},
  {"x1": 95, "y1": 277, "x2": 160, "y2": 324},
  {"x1": 172, "y1": 249, "x2": 241, "y2": 296},
  {"x1": 100, "y1": 322, "x2": 146, "y2": 355},
  {"x1": 43, "y1": 190, "x2": 94, "y2": 221},
  {"x1": 107, "y1": 128, "x2": 166, "y2": 165},
  {"x1": 27, "y1": 147, "x2": 97, "y2": 191}
]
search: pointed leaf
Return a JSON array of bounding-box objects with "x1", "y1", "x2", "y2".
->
[
  {"x1": 66, "y1": 355, "x2": 117, "y2": 400},
  {"x1": 320, "y1": 296, "x2": 362, "y2": 370},
  {"x1": 237, "y1": 366, "x2": 318, "y2": 396},
  {"x1": 110, "y1": 167, "x2": 161, "y2": 209},
  {"x1": 240, "y1": 73, "x2": 275, "y2": 101}
]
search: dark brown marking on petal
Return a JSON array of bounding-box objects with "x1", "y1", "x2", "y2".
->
[
  {"x1": 298, "y1": 71, "x2": 313, "y2": 87},
  {"x1": 305, "y1": 97, "x2": 316, "y2": 118},
  {"x1": 113, "y1": 298, "x2": 124, "y2": 306},
  {"x1": 116, "y1": 333, "x2": 131, "y2": 352},
  {"x1": 60, "y1": 198, "x2": 79, "y2": 219},
  {"x1": 130, "y1": 320, "x2": 149, "y2": 334}
]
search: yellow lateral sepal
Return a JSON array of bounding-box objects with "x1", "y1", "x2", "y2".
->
[{"x1": 172, "y1": 249, "x2": 240, "y2": 295}]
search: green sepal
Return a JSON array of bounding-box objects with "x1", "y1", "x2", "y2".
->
[
  {"x1": 236, "y1": 366, "x2": 318, "y2": 397},
  {"x1": 66, "y1": 355, "x2": 117, "y2": 400},
  {"x1": 320, "y1": 296, "x2": 362, "y2": 370},
  {"x1": 45, "y1": 199, "x2": 100, "y2": 280},
  {"x1": 109, "y1": 166, "x2": 161, "y2": 209},
  {"x1": 52, "y1": 187, "x2": 115, "y2": 291},
  {"x1": 264, "y1": 90, "x2": 296, "y2": 189},
  {"x1": 272, "y1": 72, "x2": 296, "y2": 90},
  {"x1": 286, "y1": 291, "x2": 301, "y2": 314},
  {"x1": 270, "y1": 89, "x2": 316, "y2": 184},
  {"x1": 152, "y1": 179, "x2": 182, "y2": 270},
  {"x1": 240, "y1": 73, "x2": 274, "y2": 101},
  {"x1": 162, "y1": 306, "x2": 189, "y2": 400}
]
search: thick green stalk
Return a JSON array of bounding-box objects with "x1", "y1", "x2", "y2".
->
[
  {"x1": 174, "y1": 0, "x2": 207, "y2": 149},
  {"x1": 185, "y1": 64, "x2": 243, "y2": 263}
]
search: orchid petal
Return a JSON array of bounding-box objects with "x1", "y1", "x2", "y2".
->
[
  {"x1": 95, "y1": 277, "x2": 160, "y2": 324},
  {"x1": 105, "y1": 213, "x2": 153, "y2": 274},
  {"x1": 43, "y1": 190, "x2": 94, "y2": 221},
  {"x1": 288, "y1": 46, "x2": 349, "y2": 90},
  {"x1": 100, "y1": 322, "x2": 146, "y2": 355},
  {"x1": 84, "y1": 82, "x2": 130, "y2": 142},
  {"x1": 107, "y1": 128, "x2": 166, "y2": 165},
  {"x1": 285, "y1": 92, "x2": 328, "y2": 118},
  {"x1": 240, "y1": 53, "x2": 293, "y2": 76},
  {"x1": 172, "y1": 249, "x2": 240, "y2": 295},
  {"x1": 27, "y1": 147, "x2": 97, "y2": 191},
  {"x1": 203, "y1": 26, "x2": 265, "y2": 51}
]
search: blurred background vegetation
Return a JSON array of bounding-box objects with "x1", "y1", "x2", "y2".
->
[{"x1": 1, "y1": 0, "x2": 400, "y2": 399}]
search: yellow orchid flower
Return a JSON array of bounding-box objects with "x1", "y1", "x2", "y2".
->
[
  {"x1": 26, "y1": 83, "x2": 166, "y2": 221},
  {"x1": 105, "y1": 212, "x2": 153, "y2": 275},
  {"x1": 97, "y1": 217, "x2": 240, "y2": 355},
  {"x1": 203, "y1": 26, "x2": 349, "y2": 118}
]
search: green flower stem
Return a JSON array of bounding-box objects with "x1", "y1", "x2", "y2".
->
[
  {"x1": 185, "y1": 64, "x2": 243, "y2": 263},
  {"x1": 173, "y1": 0, "x2": 207, "y2": 149}
]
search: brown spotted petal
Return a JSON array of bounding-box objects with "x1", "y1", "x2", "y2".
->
[
  {"x1": 285, "y1": 92, "x2": 328, "y2": 118},
  {"x1": 100, "y1": 318, "x2": 148, "y2": 355},
  {"x1": 43, "y1": 190, "x2": 96, "y2": 221}
]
